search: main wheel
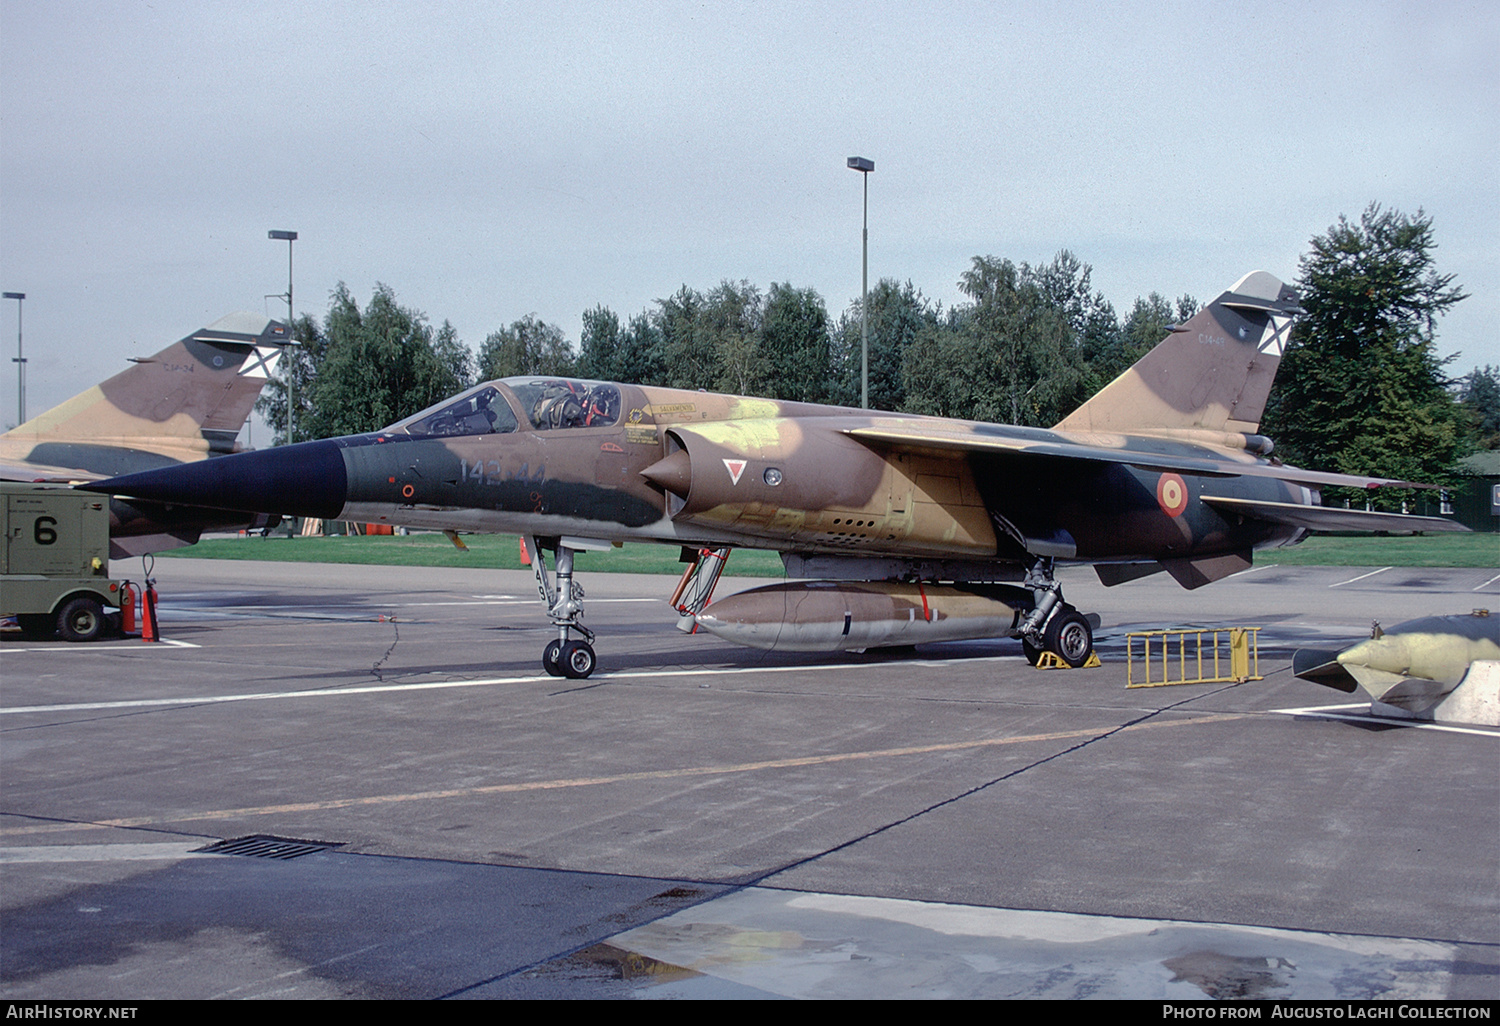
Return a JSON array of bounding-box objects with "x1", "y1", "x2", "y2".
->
[
  {"x1": 57, "y1": 597, "x2": 106, "y2": 643},
  {"x1": 560, "y1": 640, "x2": 596, "y2": 679},
  {"x1": 1021, "y1": 637, "x2": 1045, "y2": 666},
  {"x1": 1044, "y1": 609, "x2": 1093, "y2": 668},
  {"x1": 542, "y1": 639, "x2": 564, "y2": 677}
]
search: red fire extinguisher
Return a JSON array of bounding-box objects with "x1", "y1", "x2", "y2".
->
[
  {"x1": 141, "y1": 579, "x2": 160, "y2": 642},
  {"x1": 119, "y1": 581, "x2": 137, "y2": 635}
]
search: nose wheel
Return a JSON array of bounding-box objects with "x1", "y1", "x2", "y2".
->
[{"x1": 542, "y1": 637, "x2": 597, "y2": 679}]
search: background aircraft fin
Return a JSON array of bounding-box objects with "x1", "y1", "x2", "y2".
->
[{"x1": 0, "y1": 314, "x2": 290, "y2": 475}]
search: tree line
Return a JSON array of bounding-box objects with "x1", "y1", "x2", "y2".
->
[
  {"x1": 255, "y1": 205, "x2": 1499, "y2": 493},
  {"x1": 255, "y1": 252, "x2": 1205, "y2": 439}
]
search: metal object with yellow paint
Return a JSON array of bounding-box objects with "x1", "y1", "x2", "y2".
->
[{"x1": 1127, "y1": 627, "x2": 1262, "y2": 688}]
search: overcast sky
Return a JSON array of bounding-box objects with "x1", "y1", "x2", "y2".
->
[{"x1": 2, "y1": 0, "x2": 1495, "y2": 437}]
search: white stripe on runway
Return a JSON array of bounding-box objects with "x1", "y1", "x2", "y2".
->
[
  {"x1": 0, "y1": 843, "x2": 208, "y2": 863},
  {"x1": 2, "y1": 638, "x2": 200, "y2": 653},
  {"x1": 1272, "y1": 702, "x2": 1499, "y2": 737},
  {"x1": 1329, "y1": 567, "x2": 1392, "y2": 587},
  {"x1": 0, "y1": 656, "x2": 1023, "y2": 716}
]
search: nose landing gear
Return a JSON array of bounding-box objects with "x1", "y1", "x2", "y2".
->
[{"x1": 527, "y1": 537, "x2": 596, "y2": 679}]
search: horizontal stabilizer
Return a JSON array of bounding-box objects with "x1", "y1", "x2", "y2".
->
[{"x1": 1201, "y1": 496, "x2": 1468, "y2": 534}]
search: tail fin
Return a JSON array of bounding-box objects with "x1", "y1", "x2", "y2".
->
[
  {"x1": 1055, "y1": 271, "x2": 1300, "y2": 435},
  {"x1": 1, "y1": 313, "x2": 289, "y2": 475}
]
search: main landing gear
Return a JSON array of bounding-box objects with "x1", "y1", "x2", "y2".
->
[
  {"x1": 1016, "y1": 557, "x2": 1095, "y2": 668},
  {"x1": 526, "y1": 537, "x2": 596, "y2": 679}
]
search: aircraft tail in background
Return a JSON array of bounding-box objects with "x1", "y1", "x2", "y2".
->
[{"x1": 0, "y1": 313, "x2": 290, "y2": 480}]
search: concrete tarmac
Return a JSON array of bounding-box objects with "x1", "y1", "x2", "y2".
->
[{"x1": 1, "y1": 555, "x2": 1496, "y2": 999}]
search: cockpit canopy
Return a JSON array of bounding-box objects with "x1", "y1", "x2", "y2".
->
[
  {"x1": 509, "y1": 378, "x2": 622, "y2": 430},
  {"x1": 391, "y1": 378, "x2": 623, "y2": 438}
]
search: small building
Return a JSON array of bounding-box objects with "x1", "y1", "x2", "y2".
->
[{"x1": 1453, "y1": 451, "x2": 1500, "y2": 532}]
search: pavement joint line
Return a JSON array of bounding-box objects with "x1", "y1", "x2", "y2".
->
[{"x1": 0, "y1": 713, "x2": 1250, "y2": 834}]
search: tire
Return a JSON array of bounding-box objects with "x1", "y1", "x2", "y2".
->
[
  {"x1": 542, "y1": 639, "x2": 564, "y2": 677},
  {"x1": 56, "y1": 596, "x2": 106, "y2": 643},
  {"x1": 1021, "y1": 637, "x2": 1045, "y2": 666},
  {"x1": 561, "y1": 640, "x2": 596, "y2": 679},
  {"x1": 1044, "y1": 609, "x2": 1093, "y2": 669}
]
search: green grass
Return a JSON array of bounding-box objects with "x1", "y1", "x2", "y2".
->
[
  {"x1": 162, "y1": 529, "x2": 1497, "y2": 570},
  {"x1": 162, "y1": 532, "x2": 791, "y2": 575},
  {"x1": 1258, "y1": 532, "x2": 1497, "y2": 568}
]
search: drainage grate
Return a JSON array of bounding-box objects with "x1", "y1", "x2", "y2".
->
[{"x1": 195, "y1": 835, "x2": 341, "y2": 860}]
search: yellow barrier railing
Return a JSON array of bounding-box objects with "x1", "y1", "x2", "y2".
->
[{"x1": 1126, "y1": 627, "x2": 1262, "y2": 688}]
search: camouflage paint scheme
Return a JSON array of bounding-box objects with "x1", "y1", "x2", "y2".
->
[
  {"x1": 0, "y1": 313, "x2": 290, "y2": 555},
  {"x1": 87, "y1": 273, "x2": 1467, "y2": 672},
  {"x1": 1294, "y1": 611, "x2": 1500, "y2": 712}
]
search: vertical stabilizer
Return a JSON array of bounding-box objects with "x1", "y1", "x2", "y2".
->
[
  {"x1": 0, "y1": 314, "x2": 289, "y2": 474},
  {"x1": 1056, "y1": 271, "x2": 1300, "y2": 435}
]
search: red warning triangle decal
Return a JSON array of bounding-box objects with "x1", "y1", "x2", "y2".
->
[{"x1": 722, "y1": 458, "x2": 747, "y2": 485}]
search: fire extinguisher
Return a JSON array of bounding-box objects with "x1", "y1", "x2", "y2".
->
[
  {"x1": 141, "y1": 578, "x2": 160, "y2": 642},
  {"x1": 119, "y1": 581, "x2": 138, "y2": 635}
]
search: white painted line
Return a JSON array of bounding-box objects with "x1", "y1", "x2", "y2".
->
[
  {"x1": 2, "y1": 638, "x2": 200, "y2": 653},
  {"x1": 1474, "y1": 572, "x2": 1500, "y2": 592},
  {"x1": 1272, "y1": 702, "x2": 1499, "y2": 737},
  {"x1": 394, "y1": 598, "x2": 661, "y2": 607},
  {"x1": 0, "y1": 843, "x2": 208, "y2": 863},
  {"x1": 0, "y1": 657, "x2": 1021, "y2": 717},
  {"x1": 1330, "y1": 567, "x2": 1392, "y2": 588},
  {"x1": 381, "y1": 600, "x2": 538, "y2": 607}
]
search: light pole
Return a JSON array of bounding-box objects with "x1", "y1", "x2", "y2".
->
[
  {"x1": 846, "y1": 157, "x2": 874, "y2": 409},
  {"x1": 268, "y1": 230, "x2": 297, "y2": 444},
  {"x1": 4, "y1": 292, "x2": 25, "y2": 425}
]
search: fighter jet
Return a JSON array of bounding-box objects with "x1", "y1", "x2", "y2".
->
[
  {"x1": 1293, "y1": 611, "x2": 1500, "y2": 714},
  {"x1": 1, "y1": 313, "x2": 291, "y2": 556},
  {"x1": 85, "y1": 272, "x2": 1465, "y2": 676}
]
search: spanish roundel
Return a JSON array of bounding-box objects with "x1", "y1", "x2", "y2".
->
[{"x1": 1156, "y1": 473, "x2": 1188, "y2": 517}]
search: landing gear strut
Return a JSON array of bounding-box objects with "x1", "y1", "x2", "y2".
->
[
  {"x1": 1016, "y1": 557, "x2": 1095, "y2": 668},
  {"x1": 526, "y1": 537, "x2": 596, "y2": 679}
]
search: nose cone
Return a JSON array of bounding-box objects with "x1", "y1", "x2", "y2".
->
[{"x1": 82, "y1": 438, "x2": 350, "y2": 520}]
